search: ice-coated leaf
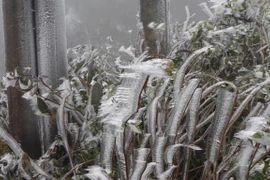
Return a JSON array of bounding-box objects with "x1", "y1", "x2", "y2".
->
[
  {"x1": 100, "y1": 126, "x2": 115, "y2": 173},
  {"x1": 173, "y1": 46, "x2": 213, "y2": 99},
  {"x1": 206, "y1": 89, "x2": 236, "y2": 167},
  {"x1": 127, "y1": 119, "x2": 143, "y2": 134},
  {"x1": 84, "y1": 166, "x2": 112, "y2": 180},
  {"x1": 141, "y1": 162, "x2": 156, "y2": 179},
  {"x1": 167, "y1": 79, "x2": 199, "y2": 138},
  {"x1": 147, "y1": 78, "x2": 169, "y2": 144},
  {"x1": 18, "y1": 78, "x2": 32, "y2": 90},
  {"x1": 153, "y1": 136, "x2": 167, "y2": 176},
  {"x1": 130, "y1": 148, "x2": 150, "y2": 180}
]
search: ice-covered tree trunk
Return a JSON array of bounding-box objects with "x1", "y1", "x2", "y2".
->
[
  {"x1": 2, "y1": 0, "x2": 67, "y2": 157},
  {"x1": 35, "y1": 0, "x2": 68, "y2": 153},
  {"x1": 2, "y1": 0, "x2": 41, "y2": 158},
  {"x1": 140, "y1": 0, "x2": 170, "y2": 56}
]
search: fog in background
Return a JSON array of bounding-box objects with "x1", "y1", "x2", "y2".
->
[{"x1": 0, "y1": 0, "x2": 207, "y2": 77}]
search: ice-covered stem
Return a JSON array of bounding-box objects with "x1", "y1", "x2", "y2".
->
[
  {"x1": 57, "y1": 93, "x2": 75, "y2": 174},
  {"x1": 140, "y1": 0, "x2": 170, "y2": 56},
  {"x1": 0, "y1": 125, "x2": 56, "y2": 179}
]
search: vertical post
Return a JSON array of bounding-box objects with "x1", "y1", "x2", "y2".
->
[
  {"x1": 35, "y1": 0, "x2": 68, "y2": 153},
  {"x1": 140, "y1": 0, "x2": 170, "y2": 56},
  {"x1": 2, "y1": 0, "x2": 41, "y2": 158}
]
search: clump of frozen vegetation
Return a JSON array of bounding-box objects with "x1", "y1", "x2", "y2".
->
[{"x1": 1, "y1": 0, "x2": 270, "y2": 179}]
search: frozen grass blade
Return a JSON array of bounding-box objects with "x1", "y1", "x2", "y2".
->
[
  {"x1": 153, "y1": 136, "x2": 167, "y2": 176},
  {"x1": 147, "y1": 78, "x2": 169, "y2": 145},
  {"x1": 140, "y1": 133, "x2": 151, "y2": 148},
  {"x1": 130, "y1": 148, "x2": 150, "y2": 180},
  {"x1": 141, "y1": 162, "x2": 156, "y2": 179},
  {"x1": 173, "y1": 46, "x2": 213, "y2": 99},
  {"x1": 167, "y1": 79, "x2": 199, "y2": 139},
  {"x1": 236, "y1": 142, "x2": 254, "y2": 180},
  {"x1": 157, "y1": 165, "x2": 177, "y2": 180},
  {"x1": 204, "y1": 89, "x2": 236, "y2": 179},
  {"x1": 182, "y1": 88, "x2": 202, "y2": 180}
]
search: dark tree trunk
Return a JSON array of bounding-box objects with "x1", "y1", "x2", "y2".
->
[
  {"x1": 2, "y1": 0, "x2": 41, "y2": 159},
  {"x1": 140, "y1": 0, "x2": 170, "y2": 56}
]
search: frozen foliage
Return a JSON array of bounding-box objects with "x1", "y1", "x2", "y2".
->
[{"x1": 2, "y1": 0, "x2": 270, "y2": 179}]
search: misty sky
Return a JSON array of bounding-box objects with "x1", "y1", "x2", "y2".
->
[{"x1": 0, "y1": 0, "x2": 208, "y2": 77}]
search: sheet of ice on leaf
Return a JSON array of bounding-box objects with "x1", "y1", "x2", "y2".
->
[
  {"x1": 98, "y1": 72, "x2": 148, "y2": 128},
  {"x1": 84, "y1": 166, "x2": 112, "y2": 180}
]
